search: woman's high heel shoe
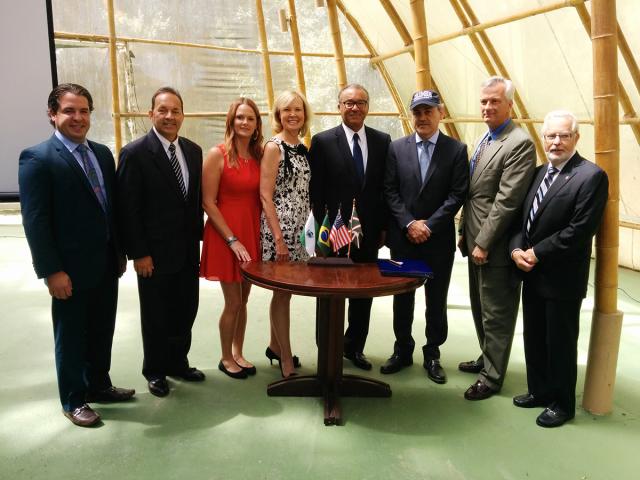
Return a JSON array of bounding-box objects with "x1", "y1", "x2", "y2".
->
[
  {"x1": 218, "y1": 361, "x2": 248, "y2": 379},
  {"x1": 279, "y1": 361, "x2": 299, "y2": 379},
  {"x1": 265, "y1": 347, "x2": 301, "y2": 368}
]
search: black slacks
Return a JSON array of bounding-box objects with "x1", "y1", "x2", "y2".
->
[
  {"x1": 391, "y1": 249, "x2": 455, "y2": 361},
  {"x1": 137, "y1": 263, "x2": 199, "y2": 380},
  {"x1": 522, "y1": 281, "x2": 582, "y2": 415}
]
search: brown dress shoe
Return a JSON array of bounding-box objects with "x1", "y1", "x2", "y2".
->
[
  {"x1": 464, "y1": 380, "x2": 495, "y2": 401},
  {"x1": 63, "y1": 404, "x2": 101, "y2": 427},
  {"x1": 86, "y1": 386, "x2": 136, "y2": 403},
  {"x1": 458, "y1": 359, "x2": 484, "y2": 374}
]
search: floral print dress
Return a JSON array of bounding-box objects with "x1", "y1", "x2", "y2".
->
[{"x1": 260, "y1": 137, "x2": 311, "y2": 261}]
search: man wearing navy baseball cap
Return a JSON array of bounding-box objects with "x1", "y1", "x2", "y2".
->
[{"x1": 381, "y1": 90, "x2": 469, "y2": 384}]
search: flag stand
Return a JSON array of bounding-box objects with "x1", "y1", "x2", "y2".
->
[{"x1": 308, "y1": 256, "x2": 354, "y2": 266}]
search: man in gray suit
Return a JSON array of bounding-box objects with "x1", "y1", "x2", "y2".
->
[{"x1": 458, "y1": 76, "x2": 536, "y2": 400}]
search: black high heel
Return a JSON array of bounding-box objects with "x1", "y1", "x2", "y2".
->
[
  {"x1": 279, "y1": 361, "x2": 299, "y2": 379},
  {"x1": 265, "y1": 347, "x2": 301, "y2": 368}
]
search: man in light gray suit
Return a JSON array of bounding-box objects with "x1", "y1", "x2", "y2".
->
[{"x1": 458, "y1": 76, "x2": 536, "y2": 400}]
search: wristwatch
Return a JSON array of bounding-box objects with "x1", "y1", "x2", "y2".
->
[{"x1": 226, "y1": 235, "x2": 238, "y2": 246}]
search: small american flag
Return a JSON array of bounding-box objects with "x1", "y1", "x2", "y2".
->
[{"x1": 329, "y1": 211, "x2": 350, "y2": 252}]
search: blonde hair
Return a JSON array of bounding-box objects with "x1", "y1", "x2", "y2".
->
[{"x1": 271, "y1": 90, "x2": 312, "y2": 137}]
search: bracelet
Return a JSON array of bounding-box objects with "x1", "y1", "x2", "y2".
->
[{"x1": 226, "y1": 235, "x2": 238, "y2": 246}]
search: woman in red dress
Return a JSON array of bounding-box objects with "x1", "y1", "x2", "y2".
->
[{"x1": 200, "y1": 98, "x2": 263, "y2": 379}]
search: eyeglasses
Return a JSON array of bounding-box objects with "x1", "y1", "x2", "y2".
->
[
  {"x1": 341, "y1": 100, "x2": 368, "y2": 109},
  {"x1": 543, "y1": 133, "x2": 573, "y2": 142}
]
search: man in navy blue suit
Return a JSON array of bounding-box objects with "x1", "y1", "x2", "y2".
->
[
  {"x1": 510, "y1": 110, "x2": 608, "y2": 427},
  {"x1": 381, "y1": 90, "x2": 468, "y2": 383},
  {"x1": 19, "y1": 83, "x2": 134, "y2": 427}
]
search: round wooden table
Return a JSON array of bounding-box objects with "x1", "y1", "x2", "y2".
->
[{"x1": 241, "y1": 261, "x2": 425, "y2": 426}]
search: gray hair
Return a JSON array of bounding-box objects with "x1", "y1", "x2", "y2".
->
[
  {"x1": 338, "y1": 83, "x2": 369, "y2": 101},
  {"x1": 542, "y1": 110, "x2": 579, "y2": 134},
  {"x1": 481, "y1": 76, "x2": 515, "y2": 101}
]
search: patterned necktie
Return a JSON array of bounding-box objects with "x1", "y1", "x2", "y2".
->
[
  {"x1": 168, "y1": 143, "x2": 187, "y2": 199},
  {"x1": 526, "y1": 166, "x2": 559, "y2": 234},
  {"x1": 76, "y1": 144, "x2": 106, "y2": 211},
  {"x1": 470, "y1": 134, "x2": 490, "y2": 175},
  {"x1": 418, "y1": 140, "x2": 430, "y2": 182},
  {"x1": 352, "y1": 133, "x2": 365, "y2": 184}
]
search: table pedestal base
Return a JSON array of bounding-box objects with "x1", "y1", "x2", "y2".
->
[{"x1": 266, "y1": 296, "x2": 391, "y2": 425}]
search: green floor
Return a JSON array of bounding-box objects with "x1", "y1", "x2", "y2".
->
[{"x1": 1, "y1": 210, "x2": 638, "y2": 480}]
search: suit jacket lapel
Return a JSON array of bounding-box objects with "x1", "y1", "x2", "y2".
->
[
  {"x1": 148, "y1": 131, "x2": 185, "y2": 201},
  {"x1": 534, "y1": 155, "x2": 579, "y2": 221},
  {"x1": 420, "y1": 132, "x2": 442, "y2": 194},
  {"x1": 335, "y1": 126, "x2": 359, "y2": 186},
  {"x1": 404, "y1": 134, "x2": 422, "y2": 190},
  {"x1": 52, "y1": 135, "x2": 105, "y2": 211}
]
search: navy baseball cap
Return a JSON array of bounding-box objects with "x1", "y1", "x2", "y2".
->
[{"x1": 410, "y1": 90, "x2": 441, "y2": 110}]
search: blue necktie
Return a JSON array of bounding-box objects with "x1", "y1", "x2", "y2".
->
[
  {"x1": 418, "y1": 140, "x2": 431, "y2": 182},
  {"x1": 352, "y1": 133, "x2": 364, "y2": 184},
  {"x1": 76, "y1": 144, "x2": 106, "y2": 211}
]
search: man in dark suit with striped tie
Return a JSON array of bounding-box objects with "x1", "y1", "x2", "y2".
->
[
  {"x1": 116, "y1": 87, "x2": 204, "y2": 397},
  {"x1": 509, "y1": 110, "x2": 608, "y2": 427},
  {"x1": 19, "y1": 84, "x2": 134, "y2": 427}
]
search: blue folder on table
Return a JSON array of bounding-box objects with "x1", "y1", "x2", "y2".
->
[{"x1": 377, "y1": 259, "x2": 434, "y2": 278}]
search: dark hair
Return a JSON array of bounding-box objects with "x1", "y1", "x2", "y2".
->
[
  {"x1": 47, "y1": 83, "x2": 93, "y2": 126},
  {"x1": 151, "y1": 86, "x2": 184, "y2": 111},
  {"x1": 224, "y1": 97, "x2": 264, "y2": 167}
]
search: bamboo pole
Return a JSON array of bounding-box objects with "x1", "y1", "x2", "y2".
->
[
  {"x1": 617, "y1": 23, "x2": 640, "y2": 95},
  {"x1": 458, "y1": 0, "x2": 545, "y2": 162},
  {"x1": 326, "y1": 0, "x2": 348, "y2": 90},
  {"x1": 286, "y1": 0, "x2": 310, "y2": 145},
  {"x1": 574, "y1": 4, "x2": 640, "y2": 144},
  {"x1": 105, "y1": 0, "x2": 122, "y2": 156},
  {"x1": 583, "y1": 0, "x2": 623, "y2": 416},
  {"x1": 255, "y1": 0, "x2": 275, "y2": 111},
  {"x1": 336, "y1": 1, "x2": 412, "y2": 135},
  {"x1": 371, "y1": 0, "x2": 587, "y2": 64},
  {"x1": 409, "y1": 0, "x2": 430, "y2": 90},
  {"x1": 54, "y1": 31, "x2": 371, "y2": 59},
  {"x1": 378, "y1": 0, "x2": 460, "y2": 140}
]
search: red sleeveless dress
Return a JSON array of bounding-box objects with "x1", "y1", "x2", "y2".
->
[{"x1": 200, "y1": 144, "x2": 261, "y2": 282}]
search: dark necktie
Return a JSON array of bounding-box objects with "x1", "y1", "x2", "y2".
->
[
  {"x1": 470, "y1": 134, "x2": 490, "y2": 175},
  {"x1": 76, "y1": 144, "x2": 106, "y2": 211},
  {"x1": 352, "y1": 133, "x2": 364, "y2": 184},
  {"x1": 526, "y1": 166, "x2": 559, "y2": 234},
  {"x1": 168, "y1": 143, "x2": 187, "y2": 199}
]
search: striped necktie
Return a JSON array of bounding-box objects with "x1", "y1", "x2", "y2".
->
[
  {"x1": 470, "y1": 134, "x2": 490, "y2": 175},
  {"x1": 76, "y1": 144, "x2": 107, "y2": 211},
  {"x1": 526, "y1": 166, "x2": 559, "y2": 234},
  {"x1": 168, "y1": 143, "x2": 187, "y2": 199}
]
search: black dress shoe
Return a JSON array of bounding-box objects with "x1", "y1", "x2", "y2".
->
[
  {"x1": 458, "y1": 359, "x2": 484, "y2": 373},
  {"x1": 380, "y1": 354, "x2": 412, "y2": 374},
  {"x1": 344, "y1": 352, "x2": 372, "y2": 371},
  {"x1": 464, "y1": 380, "x2": 495, "y2": 400},
  {"x1": 218, "y1": 361, "x2": 248, "y2": 379},
  {"x1": 536, "y1": 406, "x2": 574, "y2": 428},
  {"x1": 423, "y1": 359, "x2": 447, "y2": 384},
  {"x1": 169, "y1": 367, "x2": 205, "y2": 382},
  {"x1": 241, "y1": 365, "x2": 257, "y2": 376},
  {"x1": 513, "y1": 393, "x2": 550, "y2": 408},
  {"x1": 86, "y1": 386, "x2": 136, "y2": 403},
  {"x1": 148, "y1": 378, "x2": 170, "y2": 397},
  {"x1": 63, "y1": 404, "x2": 101, "y2": 427}
]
